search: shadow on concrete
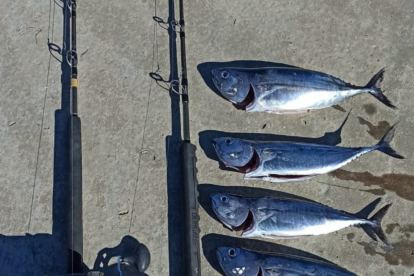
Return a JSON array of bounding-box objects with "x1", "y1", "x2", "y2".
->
[
  {"x1": 198, "y1": 184, "x2": 317, "y2": 226},
  {"x1": 0, "y1": 2, "x2": 150, "y2": 275},
  {"x1": 197, "y1": 60, "x2": 298, "y2": 102},
  {"x1": 198, "y1": 111, "x2": 350, "y2": 171},
  {"x1": 0, "y1": 1, "x2": 71, "y2": 274},
  {"x1": 202, "y1": 234, "x2": 336, "y2": 275}
]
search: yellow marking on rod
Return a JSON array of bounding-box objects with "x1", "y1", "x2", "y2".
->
[{"x1": 71, "y1": 78, "x2": 78, "y2": 88}]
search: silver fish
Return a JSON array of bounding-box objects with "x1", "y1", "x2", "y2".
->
[
  {"x1": 212, "y1": 125, "x2": 403, "y2": 182},
  {"x1": 217, "y1": 247, "x2": 357, "y2": 276},
  {"x1": 211, "y1": 194, "x2": 391, "y2": 245},
  {"x1": 212, "y1": 67, "x2": 395, "y2": 113}
]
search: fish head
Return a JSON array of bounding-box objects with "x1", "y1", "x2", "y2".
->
[
  {"x1": 216, "y1": 247, "x2": 261, "y2": 276},
  {"x1": 211, "y1": 194, "x2": 252, "y2": 231},
  {"x1": 212, "y1": 138, "x2": 257, "y2": 172},
  {"x1": 212, "y1": 68, "x2": 252, "y2": 104}
]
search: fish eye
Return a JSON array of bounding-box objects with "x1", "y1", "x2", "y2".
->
[
  {"x1": 228, "y1": 248, "x2": 237, "y2": 257},
  {"x1": 222, "y1": 71, "x2": 229, "y2": 79},
  {"x1": 225, "y1": 138, "x2": 232, "y2": 145},
  {"x1": 220, "y1": 196, "x2": 228, "y2": 202}
]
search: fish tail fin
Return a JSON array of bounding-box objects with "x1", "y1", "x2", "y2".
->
[
  {"x1": 376, "y1": 124, "x2": 405, "y2": 159},
  {"x1": 368, "y1": 203, "x2": 393, "y2": 246},
  {"x1": 365, "y1": 68, "x2": 396, "y2": 109},
  {"x1": 355, "y1": 198, "x2": 381, "y2": 242}
]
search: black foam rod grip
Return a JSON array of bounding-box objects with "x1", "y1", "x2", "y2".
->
[{"x1": 181, "y1": 142, "x2": 200, "y2": 276}]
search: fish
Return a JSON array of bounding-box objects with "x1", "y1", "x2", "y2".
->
[
  {"x1": 212, "y1": 124, "x2": 403, "y2": 182},
  {"x1": 211, "y1": 194, "x2": 392, "y2": 245},
  {"x1": 211, "y1": 67, "x2": 395, "y2": 113},
  {"x1": 216, "y1": 247, "x2": 358, "y2": 276}
]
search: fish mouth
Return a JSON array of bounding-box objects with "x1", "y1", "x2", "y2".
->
[
  {"x1": 239, "y1": 83, "x2": 256, "y2": 110},
  {"x1": 220, "y1": 149, "x2": 260, "y2": 173},
  {"x1": 226, "y1": 210, "x2": 255, "y2": 234}
]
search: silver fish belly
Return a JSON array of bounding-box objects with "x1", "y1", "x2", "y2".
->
[
  {"x1": 248, "y1": 83, "x2": 363, "y2": 113},
  {"x1": 245, "y1": 199, "x2": 366, "y2": 238},
  {"x1": 245, "y1": 141, "x2": 374, "y2": 182},
  {"x1": 246, "y1": 68, "x2": 364, "y2": 113}
]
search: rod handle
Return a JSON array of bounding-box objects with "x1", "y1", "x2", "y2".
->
[{"x1": 181, "y1": 142, "x2": 200, "y2": 276}]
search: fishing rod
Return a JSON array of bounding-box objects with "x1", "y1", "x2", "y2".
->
[
  {"x1": 176, "y1": 0, "x2": 201, "y2": 275},
  {"x1": 54, "y1": 1, "x2": 148, "y2": 275},
  {"x1": 67, "y1": 0, "x2": 83, "y2": 274}
]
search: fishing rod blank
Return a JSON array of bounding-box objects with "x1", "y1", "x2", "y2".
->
[{"x1": 177, "y1": 0, "x2": 201, "y2": 275}]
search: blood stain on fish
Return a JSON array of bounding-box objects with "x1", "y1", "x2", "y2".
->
[
  {"x1": 330, "y1": 169, "x2": 414, "y2": 202},
  {"x1": 357, "y1": 117, "x2": 390, "y2": 140}
]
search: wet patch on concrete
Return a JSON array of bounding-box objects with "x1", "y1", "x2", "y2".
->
[
  {"x1": 347, "y1": 233, "x2": 355, "y2": 242},
  {"x1": 332, "y1": 105, "x2": 346, "y2": 112},
  {"x1": 358, "y1": 240, "x2": 414, "y2": 267},
  {"x1": 385, "y1": 223, "x2": 414, "y2": 236},
  {"x1": 363, "y1": 188, "x2": 387, "y2": 196},
  {"x1": 331, "y1": 169, "x2": 414, "y2": 202},
  {"x1": 363, "y1": 104, "x2": 377, "y2": 115},
  {"x1": 357, "y1": 116, "x2": 390, "y2": 140}
]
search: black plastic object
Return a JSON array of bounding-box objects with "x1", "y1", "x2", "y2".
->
[
  {"x1": 181, "y1": 142, "x2": 200, "y2": 276},
  {"x1": 68, "y1": 114, "x2": 83, "y2": 273},
  {"x1": 121, "y1": 243, "x2": 151, "y2": 272}
]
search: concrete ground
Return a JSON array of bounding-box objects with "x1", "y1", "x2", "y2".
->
[{"x1": 0, "y1": 0, "x2": 413, "y2": 275}]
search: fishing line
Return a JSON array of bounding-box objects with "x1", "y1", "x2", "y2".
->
[
  {"x1": 128, "y1": 0, "x2": 159, "y2": 235},
  {"x1": 27, "y1": 0, "x2": 60, "y2": 234}
]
